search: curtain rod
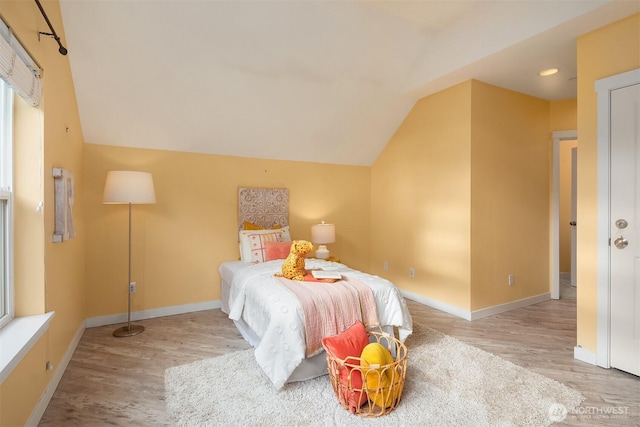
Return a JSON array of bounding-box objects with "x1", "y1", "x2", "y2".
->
[{"x1": 34, "y1": 0, "x2": 67, "y2": 55}]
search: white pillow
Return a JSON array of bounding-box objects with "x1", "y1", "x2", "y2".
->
[
  {"x1": 280, "y1": 225, "x2": 291, "y2": 242},
  {"x1": 239, "y1": 226, "x2": 292, "y2": 262}
]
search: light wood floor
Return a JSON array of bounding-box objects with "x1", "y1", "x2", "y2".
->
[{"x1": 39, "y1": 284, "x2": 639, "y2": 426}]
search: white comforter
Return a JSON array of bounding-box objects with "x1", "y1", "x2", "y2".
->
[{"x1": 227, "y1": 259, "x2": 413, "y2": 389}]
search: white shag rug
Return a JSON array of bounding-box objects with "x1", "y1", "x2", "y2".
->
[{"x1": 165, "y1": 327, "x2": 584, "y2": 426}]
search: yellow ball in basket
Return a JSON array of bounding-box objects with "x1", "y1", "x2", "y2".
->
[{"x1": 360, "y1": 342, "x2": 400, "y2": 408}]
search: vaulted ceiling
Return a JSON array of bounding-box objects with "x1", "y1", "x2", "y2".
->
[{"x1": 59, "y1": 0, "x2": 640, "y2": 166}]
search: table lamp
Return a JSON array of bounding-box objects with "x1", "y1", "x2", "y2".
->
[{"x1": 311, "y1": 221, "x2": 335, "y2": 260}]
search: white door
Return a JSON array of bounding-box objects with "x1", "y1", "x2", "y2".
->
[{"x1": 610, "y1": 82, "x2": 640, "y2": 377}]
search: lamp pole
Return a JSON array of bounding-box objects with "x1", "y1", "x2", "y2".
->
[{"x1": 113, "y1": 202, "x2": 144, "y2": 337}]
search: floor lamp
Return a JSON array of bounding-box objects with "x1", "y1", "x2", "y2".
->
[{"x1": 103, "y1": 171, "x2": 156, "y2": 337}]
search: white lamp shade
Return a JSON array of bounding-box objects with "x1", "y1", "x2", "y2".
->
[
  {"x1": 103, "y1": 171, "x2": 156, "y2": 204},
  {"x1": 311, "y1": 222, "x2": 335, "y2": 244}
]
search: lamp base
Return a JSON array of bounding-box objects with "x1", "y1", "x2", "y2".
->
[
  {"x1": 315, "y1": 245, "x2": 330, "y2": 260},
  {"x1": 113, "y1": 324, "x2": 145, "y2": 337}
]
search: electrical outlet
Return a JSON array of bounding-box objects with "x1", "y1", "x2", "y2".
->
[
  {"x1": 508, "y1": 274, "x2": 514, "y2": 286},
  {"x1": 383, "y1": 261, "x2": 388, "y2": 271},
  {"x1": 409, "y1": 267, "x2": 415, "y2": 278},
  {"x1": 129, "y1": 282, "x2": 137, "y2": 293}
]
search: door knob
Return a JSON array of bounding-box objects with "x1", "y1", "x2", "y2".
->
[
  {"x1": 614, "y1": 236, "x2": 629, "y2": 249},
  {"x1": 615, "y1": 219, "x2": 628, "y2": 229},
  {"x1": 569, "y1": 221, "x2": 577, "y2": 226}
]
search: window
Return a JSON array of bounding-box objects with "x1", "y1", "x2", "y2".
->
[
  {"x1": 0, "y1": 78, "x2": 13, "y2": 329},
  {"x1": 0, "y1": 21, "x2": 41, "y2": 328}
]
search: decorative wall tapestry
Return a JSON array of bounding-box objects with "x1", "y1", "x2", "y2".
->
[
  {"x1": 238, "y1": 187, "x2": 289, "y2": 230},
  {"x1": 53, "y1": 167, "x2": 75, "y2": 242}
]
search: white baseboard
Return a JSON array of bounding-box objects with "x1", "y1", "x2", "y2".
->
[
  {"x1": 401, "y1": 290, "x2": 472, "y2": 320},
  {"x1": 27, "y1": 321, "x2": 85, "y2": 427},
  {"x1": 574, "y1": 345, "x2": 597, "y2": 366},
  {"x1": 85, "y1": 300, "x2": 222, "y2": 328},
  {"x1": 470, "y1": 293, "x2": 551, "y2": 320},
  {"x1": 560, "y1": 272, "x2": 571, "y2": 280},
  {"x1": 402, "y1": 290, "x2": 551, "y2": 321}
]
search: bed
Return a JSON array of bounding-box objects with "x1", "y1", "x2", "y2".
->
[{"x1": 219, "y1": 188, "x2": 413, "y2": 389}]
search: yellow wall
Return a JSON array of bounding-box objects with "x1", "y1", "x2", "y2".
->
[
  {"x1": 0, "y1": 0, "x2": 86, "y2": 425},
  {"x1": 371, "y1": 80, "x2": 553, "y2": 313},
  {"x1": 83, "y1": 144, "x2": 371, "y2": 317},
  {"x1": 1, "y1": 336, "x2": 49, "y2": 427},
  {"x1": 469, "y1": 81, "x2": 550, "y2": 310},
  {"x1": 576, "y1": 13, "x2": 640, "y2": 352},
  {"x1": 550, "y1": 99, "x2": 577, "y2": 131},
  {"x1": 371, "y1": 81, "x2": 472, "y2": 310}
]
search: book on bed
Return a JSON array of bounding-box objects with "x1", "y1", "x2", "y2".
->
[{"x1": 311, "y1": 270, "x2": 343, "y2": 280}]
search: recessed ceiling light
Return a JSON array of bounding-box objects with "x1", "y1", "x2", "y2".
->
[{"x1": 539, "y1": 68, "x2": 559, "y2": 77}]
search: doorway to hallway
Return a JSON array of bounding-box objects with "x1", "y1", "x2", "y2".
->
[{"x1": 551, "y1": 130, "x2": 577, "y2": 300}]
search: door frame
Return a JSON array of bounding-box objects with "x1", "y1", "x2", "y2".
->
[
  {"x1": 596, "y1": 68, "x2": 640, "y2": 369},
  {"x1": 570, "y1": 147, "x2": 578, "y2": 287},
  {"x1": 551, "y1": 130, "x2": 577, "y2": 300}
]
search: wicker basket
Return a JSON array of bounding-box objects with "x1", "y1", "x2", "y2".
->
[{"x1": 323, "y1": 325, "x2": 408, "y2": 417}]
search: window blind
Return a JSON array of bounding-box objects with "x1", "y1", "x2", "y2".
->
[{"x1": 0, "y1": 18, "x2": 41, "y2": 107}]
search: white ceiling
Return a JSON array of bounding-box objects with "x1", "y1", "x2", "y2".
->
[{"x1": 58, "y1": 0, "x2": 640, "y2": 166}]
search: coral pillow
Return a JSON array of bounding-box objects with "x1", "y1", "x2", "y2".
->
[
  {"x1": 360, "y1": 342, "x2": 400, "y2": 408},
  {"x1": 265, "y1": 241, "x2": 292, "y2": 261},
  {"x1": 321, "y1": 320, "x2": 370, "y2": 411}
]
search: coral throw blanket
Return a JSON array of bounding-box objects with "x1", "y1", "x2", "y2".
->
[{"x1": 277, "y1": 276, "x2": 379, "y2": 356}]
